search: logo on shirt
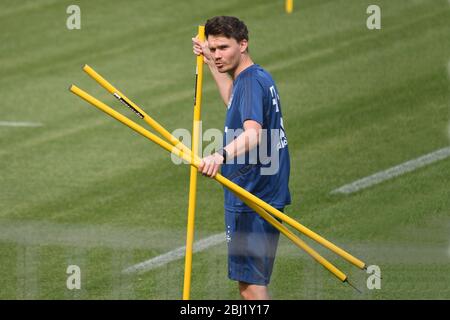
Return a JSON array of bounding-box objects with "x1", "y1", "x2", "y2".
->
[
  {"x1": 226, "y1": 225, "x2": 232, "y2": 243},
  {"x1": 277, "y1": 117, "x2": 288, "y2": 150}
]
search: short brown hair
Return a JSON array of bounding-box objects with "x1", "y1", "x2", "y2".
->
[{"x1": 205, "y1": 16, "x2": 249, "y2": 42}]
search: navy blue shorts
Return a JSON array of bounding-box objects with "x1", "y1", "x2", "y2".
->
[{"x1": 225, "y1": 208, "x2": 283, "y2": 286}]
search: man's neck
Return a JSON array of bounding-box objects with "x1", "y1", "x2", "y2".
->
[{"x1": 230, "y1": 54, "x2": 254, "y2": 80}]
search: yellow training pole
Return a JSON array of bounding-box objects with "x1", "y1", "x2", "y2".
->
[
  {"x1": 286, "y1": 0, "x2": 294, "y2": 14},
  {"x1": 183, "y1": 25, "x2": 205, "y2": 300},
  {"x1": 70, "y1": 77, "x2": 366, "y2": 270},
  {"x1": 215, "y1": 174, "x2": 366, "y2": 270},
  {"x1": 235, "y1": 193, "x2": 347, "y2": 282},
  {"x1": 69, "y1": 84, "x2": 350, "y2": 283}
]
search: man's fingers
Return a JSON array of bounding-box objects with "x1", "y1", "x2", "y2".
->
[
  {"x1": 202, "y1": 163, "x2": 210, "y2": 175},
  {"x1": 198, "y1": 157, "x2": 220, "y2": 177},
  {"x1": 193, "y1": 37, "x2": 208, "y2": 50},
  {"x1": 212, "y1": 166, "x2": 219, "y2": 178},
  {"x1": 200, "y1": 42, "x2": 209, "y2": 50},
  {"x1": 198, "y1": 161, "x2": 205, "y2": 172},
  {"x1": 206, "y1": 163, "x2": 215, "y2": 177},
  {"x1": 192, "y1": 39, "x2": 203, "y2": 56},
  {"x1": 192, "y1": 37, "x2": 202, "y2": 47}
]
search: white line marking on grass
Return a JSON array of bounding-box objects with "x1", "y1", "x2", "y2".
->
[
  {"x1": 331, "y1": 147, "x2": 450, "y2": 194},
  {"x1": 122, "y1": 232, "x2": 225, "y2": 274},
  {"x1": 0, "y1": 121, "x2": 43, "y2": 127},
  {"x1": 0, "y1": 219, "x2": 187, "y2": 250}
]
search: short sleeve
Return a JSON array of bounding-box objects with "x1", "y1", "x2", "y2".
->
[{"x1": 237, "y1": 76, "x2": 265, "y2": 126}]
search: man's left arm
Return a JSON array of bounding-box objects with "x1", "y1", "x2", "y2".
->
[{"x1": 198, "y1": 120, "x2": 262, "y2": 178}]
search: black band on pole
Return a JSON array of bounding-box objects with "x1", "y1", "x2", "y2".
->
[
  {"x1": 113, "y1": 93, "x2": 144, "y2": 119},
  {"x1": 193, "y1": 74, "x2": 199, "y2": 106}
]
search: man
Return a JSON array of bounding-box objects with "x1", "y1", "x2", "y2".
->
[{"x1": 193, "y1": 16, "x2": 291, "y2": 300}]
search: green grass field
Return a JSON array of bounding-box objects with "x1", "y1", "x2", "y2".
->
[{"x1": 1, "y1": 0, "x2": 449, "y2": 300}]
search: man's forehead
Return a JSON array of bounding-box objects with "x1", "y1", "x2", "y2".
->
[{"x1": 207, "y1": 35, "x2": 237, "y2": 47}]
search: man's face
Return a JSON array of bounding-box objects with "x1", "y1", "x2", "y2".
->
[{"x1": 207, "y1": 35, "x2": 247, "y2": 73}]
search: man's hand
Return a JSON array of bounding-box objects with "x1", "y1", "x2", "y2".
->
[
  {"x1": 192, "y1": 35, "x2": 213, "y2": 65},
  {"x1": 198, "y1": 152, "x2": 224, "y2": 178},
  {"x1": 192, "y1": 35, "x2": 233, "y2": 107}
]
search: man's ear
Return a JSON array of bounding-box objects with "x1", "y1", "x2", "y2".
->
[{"x1": 239, "y1": 39, "x2": 248, "y2": 53}]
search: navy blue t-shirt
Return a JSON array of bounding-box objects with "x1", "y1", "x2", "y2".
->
[{"x1": 222, "y1": 64, "x2": 291, "y2": 212}]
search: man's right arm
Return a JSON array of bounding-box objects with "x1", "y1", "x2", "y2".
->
[
  {"x1": 207, "y1": 63, "x2": 233, "y2": 107},
  {"x1": 192, "y1": 36, "x2": 233, "y2": 107}
]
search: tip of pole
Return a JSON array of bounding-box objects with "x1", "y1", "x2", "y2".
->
[
  {"x1": 344, "y1": 279, "x2": 363, "y2": 294},
  {"x1": 82, "y1": 64, "x2": 89, "y2": 71},
  {"x1": 68, "y1": 84, "x2": 74, "y2": 91}
]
